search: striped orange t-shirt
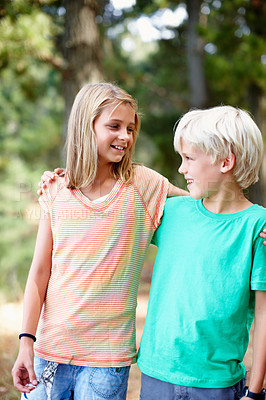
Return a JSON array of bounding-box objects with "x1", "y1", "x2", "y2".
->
[{"x1": 35, "y1": 165, "x2": 169, "y2": 367}]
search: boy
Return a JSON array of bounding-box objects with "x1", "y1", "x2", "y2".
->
[{"x1": 137, "y1": 106, "x2": 266, "y2": 400}]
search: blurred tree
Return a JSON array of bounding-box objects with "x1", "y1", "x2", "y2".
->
[
  {"x1": 107, "y1": 0, "x2": 265, "y2": 201},
  {"x1": 201, "y1": 0, "x2": 266, "y2": 203},
  {"x1": 186, "y1": 0, "x2": 208, "y2": 107},
  {"x1": 0, "y1": 0, "x2": 106, "y2": 141},
  {"x1": 57, "y1": 0, "x2": 104, "y2": 137},
  {"x1": 0, "y1": 0, "x2": 64, "y2": 169}
]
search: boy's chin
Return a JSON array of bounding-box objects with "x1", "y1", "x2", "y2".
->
[{"x1": 188, "y1": 191, "x2": 202, "y2": 200}]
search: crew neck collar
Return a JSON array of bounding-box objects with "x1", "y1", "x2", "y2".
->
[{"x1": 196, "y1": 199, "x2": 256, "y2": 220}]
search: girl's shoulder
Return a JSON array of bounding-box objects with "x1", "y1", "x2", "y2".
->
[
  {"x1": 39, "y1": 176, "x2": 67, "y2": 211},
  {"x1": 43, "y1": 176, "x2": 66, "y2": 196},
  {"x1": 132, "y1": 164, "x2": 167, "y2": 183}
]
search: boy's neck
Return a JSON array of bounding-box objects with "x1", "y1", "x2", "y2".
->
[{"x1": 202, "y1": 184, "x2": 253, "y2": 214}]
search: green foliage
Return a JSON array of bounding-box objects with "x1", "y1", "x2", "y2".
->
[
  {"x1": 0, "y1": 160, "x2": 45, "y2": 303},
  {"x1": 0, "y1": 66, "x2": 63, "y2": 170},
  {"x1": 0, "y1": 0, "x2": 64, "y2": 301},
  {"x1": 201, "y1": 0, "x2": 266, "y2": 108},
  {"x1": 0, "y1": 1, "x2": 62, "y2": 72}
]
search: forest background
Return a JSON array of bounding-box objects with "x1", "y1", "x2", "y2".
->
[{"x1": 0, "y1": 0, "x2": 265, "y2": 398}]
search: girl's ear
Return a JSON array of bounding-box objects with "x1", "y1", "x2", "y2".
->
[{"x1": 220, "y1": 153, "x2": 235, "y2": 173}]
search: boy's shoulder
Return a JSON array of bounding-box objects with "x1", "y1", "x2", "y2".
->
[
  {"x1": 162, "y1": 196, "x2": 195, "y2": 219},
  {"x1": 247, "y1": 204, "x2": 266, "y2": 227},
  {"x1": 165, "y1": 195, "x2": 194, "y2": 208},
  {"x1": 247, "y1": 203, "x2": 266, "y2": 219}
]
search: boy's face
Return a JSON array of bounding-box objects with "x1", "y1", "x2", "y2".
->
[{"x1": 178, "y1": 138, "x2": 224, "y2": 200}]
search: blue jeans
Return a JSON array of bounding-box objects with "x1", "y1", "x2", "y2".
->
[
  {"x1": 140, "y1": 373, "x2": 247, "y2": 400},
  {"x1": 23, "y1": 357, "x2": 130, "y2": 400}
]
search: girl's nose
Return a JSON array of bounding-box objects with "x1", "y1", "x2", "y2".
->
[{"x1": 118, "y1": 128, "x2": 129, "y2": 141}]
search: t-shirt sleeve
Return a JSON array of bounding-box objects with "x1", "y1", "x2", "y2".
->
[
  {"x1": 133, "y1": 165, "x2": 169, "y2": 230},
  {"x1": 251, "y1": 229, "x2": 266, "y2": 291}
]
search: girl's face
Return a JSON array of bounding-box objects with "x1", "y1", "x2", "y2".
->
[
  {"x1": 178, "y1": 138, "x2": 224, "y2": 200},
  {"x1": 94, "y1": 102, "x2": 136, "y2": 167}
]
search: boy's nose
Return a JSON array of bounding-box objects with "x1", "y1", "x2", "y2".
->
[{"x1": 178, "y1": 162, "x2": 186, "y2": 174}]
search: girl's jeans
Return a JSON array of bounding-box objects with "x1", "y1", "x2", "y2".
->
[
  {"x1": 140, "y1": 372, "x2": 247, "y2": 400},
  {"x1": 23, "y1": 357, "x2": 130, "y2": 400}
]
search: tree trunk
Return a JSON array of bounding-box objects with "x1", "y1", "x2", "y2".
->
[
  {"x1": 246, "y1": 82, "x2": 265, "y2": 206},
  {"x1": 59, "y1": 0, "x2": 104, "y2": 139},
  {"x1": 186, "y1": 0, "x2": 208, "y2": 108}
]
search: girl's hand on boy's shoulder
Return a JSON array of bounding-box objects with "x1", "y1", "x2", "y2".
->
[
  {"x1": 259, "y1": 228, "x2": 266, "y2": 245},
  {"x1": 37, "y1": 168, "x2": 65, "y2": 195}
]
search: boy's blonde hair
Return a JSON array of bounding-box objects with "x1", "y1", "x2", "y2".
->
[
  {"x1": 66, "y1": 82, "x2": 140, "y2": 189},
  {"x1": 174, "y1": 105, "x2": 264, "y2": 189}
]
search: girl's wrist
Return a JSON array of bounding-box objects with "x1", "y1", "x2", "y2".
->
[{"x1": 19, "y1": 333, "x2": 36, "y2": 342}]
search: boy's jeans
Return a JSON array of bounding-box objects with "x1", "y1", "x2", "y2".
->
[
  {"x1": 140, "y1": 372, "x2": 247, "y2": 400},
  {"x1": 23, "y1": 357, "x2": 130, "y2": 400}
]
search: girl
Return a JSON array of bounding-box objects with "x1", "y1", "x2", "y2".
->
[{"x1": 12, "y1": 82, "x2": 186, "y2": 400}]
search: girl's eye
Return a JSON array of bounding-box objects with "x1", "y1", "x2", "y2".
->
[
  {"x1": 127, "y1": 127, "x2": 134, "y2": 134},
  {"x1": 109, "y1": 124, "x2": 119, "y2": 129}
]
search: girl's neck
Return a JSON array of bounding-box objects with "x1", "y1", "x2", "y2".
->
[{"x1": 80, "y1": 165, "x2": 118, "y2": 201}]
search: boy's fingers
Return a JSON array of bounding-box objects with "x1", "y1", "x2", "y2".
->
[
  {"x1": 54, "y1": 168, "x2": 64, "y2": 175},
  {"x1": 41, "y1": 171, "x2": 55, "y2": 182}
]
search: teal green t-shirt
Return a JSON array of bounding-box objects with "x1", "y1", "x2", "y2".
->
[{"x1": 137, "y1": 197, "x2": 266, "y2": 388}]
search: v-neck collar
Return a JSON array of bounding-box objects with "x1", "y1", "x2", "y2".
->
[{"x1": 70, "y1": 179, "x2": 124, "y2": 211}]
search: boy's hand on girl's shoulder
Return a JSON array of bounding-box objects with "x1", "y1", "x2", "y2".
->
[
  {"x1": 37, "y1": 168, "x2": 65, "y2": 195},
  {"x1": 259, "y1": 229, "x2": 266, "y2": 245}
]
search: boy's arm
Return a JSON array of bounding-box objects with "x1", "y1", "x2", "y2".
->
[
  {"x1": 241, "y1": 290, "x2": 266, "y2": 399},
  {"x1": 12, "y1": 211, "x2": 53, "y2": 394},
  {"x1": 168, "y1": 182, "x2": 188, "y2": 197}
]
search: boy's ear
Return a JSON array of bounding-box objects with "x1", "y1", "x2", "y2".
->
[{"x1": 220, "y1": 153, "x2": 235, "y2": 173}]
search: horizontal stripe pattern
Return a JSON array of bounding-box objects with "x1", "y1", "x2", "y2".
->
[{"x1": 36, "y1": 165, "x2": 169, "y2": 367}]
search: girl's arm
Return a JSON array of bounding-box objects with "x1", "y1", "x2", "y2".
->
[
  {"x1": 168, "y1": 182, "x2": 188, "y2": 197},
  {"x1": 241, "y1": 290, "x2": 266, "y2": 399},
  {"x1": 259, "y1": 229, "x2": 266, "y2": 245},
  {"x1": 12, "y1": 210, "x2": 53, "y2": 394}
]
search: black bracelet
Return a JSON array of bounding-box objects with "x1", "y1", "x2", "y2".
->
[
  {"x1": 19, "y1": 333, "x2": 36, "y2": 342},
  {"x1": 244, "y1": 386, "x2": 266, "y2": 400}
]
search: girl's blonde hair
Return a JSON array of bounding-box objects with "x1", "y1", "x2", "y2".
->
[
  {"x1": 66, "y1": 83, "x2": 140, "y2": 189},
  {"x1": 174, "y1": 105, "x2": 264, "y2": 189}
]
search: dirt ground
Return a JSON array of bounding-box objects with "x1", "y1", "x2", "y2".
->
[{"x1": 0, "y1": 262, "x2": 264, "y2": 400}]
